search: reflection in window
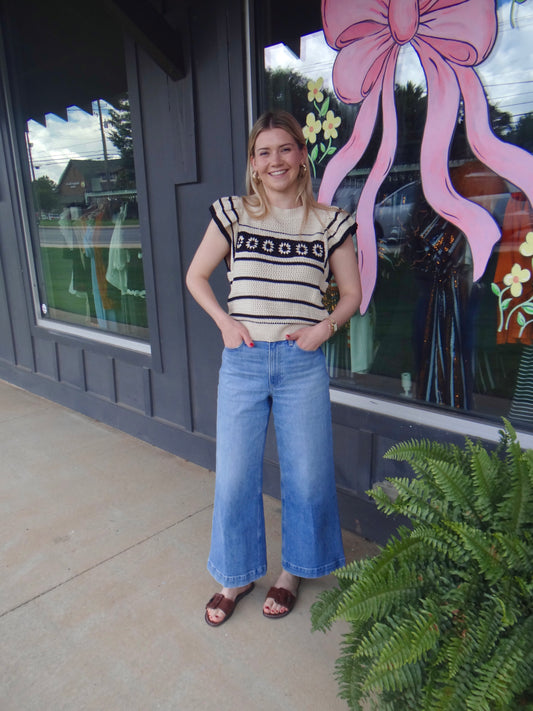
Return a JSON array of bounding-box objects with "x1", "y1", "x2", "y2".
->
[
  {"x1": 262, "y1": 2, "x2": 533, "y2": 429},
  {"x1": 28, "y1": 98, "x2": 147, "y2": 340},
  {"x1": 7, "y1": 0, "x2": 149, "y2": 341}
]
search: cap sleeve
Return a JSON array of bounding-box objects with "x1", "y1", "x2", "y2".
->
[
  {"x1": 209, "y1": 196, "x2": 242, "y2": 245},
  {"x1": 326, "y1": 208, "x2": 357, "y2": 256}
]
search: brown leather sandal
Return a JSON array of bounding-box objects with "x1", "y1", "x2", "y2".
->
[
  {"x1": 204, "y1": 582, "x2": 255, "y2": 627},
  {"x1": 262, "y1": 579, "x2": 301, "y2": 619}
]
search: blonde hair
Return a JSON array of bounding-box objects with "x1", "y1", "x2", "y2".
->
[{"x1": 243, "y1": 110, "x2": 324, "y2": 222}]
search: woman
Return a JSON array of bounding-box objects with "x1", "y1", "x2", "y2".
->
[{"x1": 186, "y1": 110, "x2": 361, "y2": 626}]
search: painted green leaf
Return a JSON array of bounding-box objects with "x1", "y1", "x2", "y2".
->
[
  {"x1": 491, "y1": 283, "x2": 501, "y2": 296},
  {"x1": 521, "y1": 304, "x2": 533, "y2": 315},
  {"x1": 517, "y1": 312, "x2": 526, "y2": 326},
  {"x1": 502, "y1": 298, "x2": 512, "y2": 310},
  {"x1": 311, "y1": 144, "x2": 319, "y2": 162},
  {"x1": 320, "y1": 97, "x2": 330, "y2": 116}
]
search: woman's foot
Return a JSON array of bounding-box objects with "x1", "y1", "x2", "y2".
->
[
  {"x1": 205, "y1": 582, "x2": 255, "y2": 626},
  {"x1": 263, "y1": 571, "x2": 301, "y2": 618}
]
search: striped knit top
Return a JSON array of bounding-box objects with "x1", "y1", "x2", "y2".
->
[{"x1": 210, "y1": 196, "x2": 357, "y2": 342}]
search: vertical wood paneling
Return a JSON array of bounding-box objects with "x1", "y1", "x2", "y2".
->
[{"x1": 84, "y1": 351, "x2": 115, "y2": 401}]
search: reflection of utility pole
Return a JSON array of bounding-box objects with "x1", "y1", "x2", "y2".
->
[
  {"x1": 25, "y1": 129, "x2": 36, "y2": 181},
  {"x1": 97, "y1": 99, "x2": 111, "y2": 189}
]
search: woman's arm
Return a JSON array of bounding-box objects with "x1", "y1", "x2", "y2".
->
[
  {"x1": 327, "y1": 235, "x2": 362, "y2": 327},
  {"x1": 286, "y1": 236, "x2": 361, "y2": 350},
  {"x1": 185, "y1": 220, "x2": 254, "y2": 348}
]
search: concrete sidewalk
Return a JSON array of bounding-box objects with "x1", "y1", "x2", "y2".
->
[{"x1": 0, "y1": 379, "x2": 378, "y2": 710}]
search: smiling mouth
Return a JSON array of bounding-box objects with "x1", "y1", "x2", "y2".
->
[{"x1": 270, "y1": 169, "x2": 287, "y2": 176}]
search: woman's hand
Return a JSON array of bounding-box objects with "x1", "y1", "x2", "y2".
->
[
  {"x1": 219, "y1": 314, "x2": 255, "y2": 348},
  {"x1": 285, "y1": 320, "x2": 331, "y2": 351}
]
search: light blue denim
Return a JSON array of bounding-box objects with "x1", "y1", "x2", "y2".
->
[{"x1": 207, "y1": 340, "x2": 346, "y2": 586}]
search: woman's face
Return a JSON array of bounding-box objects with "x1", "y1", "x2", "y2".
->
[{"x1": 251, "y1": 127, "x2": 307, "y2": 204}]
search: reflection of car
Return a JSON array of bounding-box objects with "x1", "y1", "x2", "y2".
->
[
  {"x1": 332, "y1": 184, "x2": 363, "y2": 214},
  {"x1": 374, "y1": 168, "x2": 517, "y2": 257},
  {"x1": 374, "y1": 181, "x2": 420, "y2": 251}
]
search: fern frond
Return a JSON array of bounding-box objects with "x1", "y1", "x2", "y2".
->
[
  {"x1": 359, "y1": 529, "x2": 435, "y2": 576},
  {"x1": 500, "y1": 417, "x2": 517, "y2": 442},
  {"x1": 425, "y1": 458, "x2": 478, "y2": 521},
  {"x1": 334, "y1": 565, "x2": 424, "y2": 623},
  {"x1": 409, "y1": 522, "x2": 456, "y2": 555},
  {"x1": 310, "y1": 586, "x2": 346, "y2": 631},
  {"x1": 498, "y1": 446, "x2": 533, "y2": 534},
  {"x1": 334, "y1": 629, "x2": 370, "y2": 708},
  {"x1": 436, "y1": 626, "x2": 474, "y2": 680},
  {"x1": 362, "y1": 657, "x2": 424, "y2": 696},
  {"x1": 445, "y1": 521, "x2": 503, "y2": 582},
  {"x1": 369, "y1": 477, "x2": 449, "y2": 525},
  {"x1": 466, "y1": 601, "x2": 506, "y2": 666},
  {"x1": 467, "y1": 440, "x2": 504, "y2": 520},
  {"x1": 494, "y1": 531, "x2": 533, "y2": 575},
  {"x1": 367, "y1": 609, "x2": 441, "y2": 672},
  {"x1": 333, "y1": 554, "x2": 375, "y2": 583},
  {"x1": 384, "y1": 437, "x2": 466, "y2": 467},
  {"x1": 465, "y1": 616, "x2": 533, "y2": 710},
  {"x1": 426, "y1": 668, "x2": 473, "y2": 711}
]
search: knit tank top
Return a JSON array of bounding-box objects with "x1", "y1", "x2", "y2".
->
[{"x1": 210, "y1": 196, "x2": 356, "y2": 342}]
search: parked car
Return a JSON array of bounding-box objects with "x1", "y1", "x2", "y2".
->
[
  {"x1": 374, "y1": 167, "x2": 517, "y2": 258},
  {"x1": 374, "y1": 181, "x2": 420, "y2": 254}
]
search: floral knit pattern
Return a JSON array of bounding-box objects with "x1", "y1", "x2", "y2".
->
[{"x1": 210, "y1": 196, "x2": 356, "y2": 342}]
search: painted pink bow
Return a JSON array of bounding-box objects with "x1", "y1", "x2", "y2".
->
[{"x1": 319, "y1": 0, "x2": 533, "y2": 313}]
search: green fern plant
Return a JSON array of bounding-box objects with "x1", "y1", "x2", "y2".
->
[{"x1": 312, "y1": 419, "x2": 533, "y2": 710}]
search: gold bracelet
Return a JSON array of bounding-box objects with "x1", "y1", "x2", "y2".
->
[{"x1": 325, "y1": 317, "x2": 338, "y2": 338}]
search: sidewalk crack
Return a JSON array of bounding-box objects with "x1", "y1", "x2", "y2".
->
[{"x1": 0, "y1": 502, "x2": 214, "y2": 619}]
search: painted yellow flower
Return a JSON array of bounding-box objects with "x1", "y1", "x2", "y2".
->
[
  {"x1": 503, "y1": 263, "x2": 531, "y2": 297},
  {"x1": 307, "y1": 78, "x2": 324, "y2": 103},
  {"x1": 322, "y1": 110, "x2": 341, "y2": 140},
  {"x1": 303, "y1": 113, "x2": 321, "y2": 144},
  {"x1": 519, "y1": 231, "x2": 533, "y2": 258}
]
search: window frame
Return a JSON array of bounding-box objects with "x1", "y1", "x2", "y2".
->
[{"x1": 0, "y1": 16, "x2": 153, "y2": 357}]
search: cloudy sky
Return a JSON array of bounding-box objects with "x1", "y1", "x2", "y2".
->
[
  {"x1": 265, "y1": 0, "x2": 533, "y2": 119},
  {"x1": 29, "y1": 0, "x2": 533, "y2": 184},
  {"x1": 28, "y1": 102, "x2": 120, "y2": 184}
]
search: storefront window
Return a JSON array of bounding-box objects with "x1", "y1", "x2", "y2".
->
[
  {"x1": 260, "y1": 0, "x2": 533, "y2": 429},
  {"x1": 5, "y1": 1, "x2": 148, "y2": 341}
]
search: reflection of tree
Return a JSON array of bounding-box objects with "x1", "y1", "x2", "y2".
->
[
  {"x1": 266, "y1": 68, "x2": 531, "y2": 177},
  {"x1": 507, "y1": 113, "x2": 533, "y2": 154},
  {"x1": 107, "y1": 95, "x2": 135, "y2": 188},
  {"x1": 266, "y1": 69, "x2": 358, "y2": 173},
  {"x1": 32, "y1": 175, "x2": 60, "y2": 216},
  {"x1": 266, "y1": 70, "x2": 429, "y2": 170}
]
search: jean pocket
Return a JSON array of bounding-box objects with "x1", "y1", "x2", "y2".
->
[
  {"x1": 224, "y1": 341, "x2": 245, "y2": 351},
  {"x1": 292, "y1": 341, "x2": 318, "y2": 353}
]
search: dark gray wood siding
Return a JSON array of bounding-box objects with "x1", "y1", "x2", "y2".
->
[{"x1": 0, "y1": 0, "x2": 507, "y2": 545}]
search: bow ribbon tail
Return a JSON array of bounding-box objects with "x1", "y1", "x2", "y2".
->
[
  {"x1": 416, "y1": 42, "x2": 501, "y2": 281},
  {"x1": 318, "y1": 81, "x2": 382, "y2": 205},
  {"x1": 356, "y1": 50, "x2": 399, "y2": 313},
  {"x1": 456, "y1": 65, "x2": 533, "y2": 211}
]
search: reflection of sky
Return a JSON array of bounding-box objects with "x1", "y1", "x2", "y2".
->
[
  {"x1": 29, "y1": 2, "x2": 533, "y2": 184},
  {"x1": 27, "y1": 101, "x2": 119, "y2": 184},
  {"x1": 265, "y1": 0, "x2": 533, "y2": 120}
]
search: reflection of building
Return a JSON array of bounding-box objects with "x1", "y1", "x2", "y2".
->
[
  {"x1": 0, "y1": 0, "x2": 532, "y2": 546},
  {"x1": 57, "y1": 158, "x2": 129, "y2": 207}
]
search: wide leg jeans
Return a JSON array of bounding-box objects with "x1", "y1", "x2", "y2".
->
[{"x1": 207, "y1": 340, "x2": 346, "y2": 586}]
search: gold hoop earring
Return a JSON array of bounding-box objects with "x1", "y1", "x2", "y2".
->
[
  {"x1": 300, "y1": 164, "x2": 307, "y2": 173},
  {"x1": 252, "y1": 170, "x2": 260, "y2": 182}
]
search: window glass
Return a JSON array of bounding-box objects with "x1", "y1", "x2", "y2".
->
[
  {"x1": 260, "y1": 0, "x2": 533, "y2": 429},
  {"x1": 6, "y1": 1, "x2": 148, "y2": 341}
]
